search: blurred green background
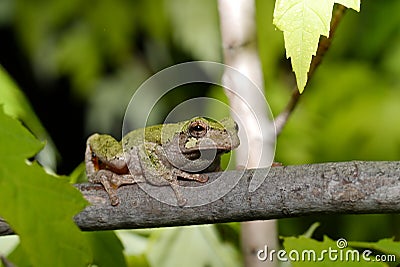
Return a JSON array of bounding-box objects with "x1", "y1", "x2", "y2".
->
[{"x1": 1, "y1": 0, "x2": 400, "y2": 265}]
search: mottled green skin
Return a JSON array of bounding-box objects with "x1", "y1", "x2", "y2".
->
[
  {"x1": 85, "y1": 117, "x2": 239, "y2": 206},
  {"x1": 124, "y1": 116, "x2": 236, "y2": 147},
  {"x1": 88, "y1": 117, "x2": 238, "y2": 160}
]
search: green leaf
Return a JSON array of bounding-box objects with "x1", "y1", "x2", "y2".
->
[
  {"x1": 350, "y1": 238, "x2": 400, "y2": 260},
  {"x1": 0, "y1": 107, "x2": 91, "y2": 266},
  {"x1": 69, "y1": 162, "x2": 88, "y2": 184},
  {"x1": 336, "y1": 0, "x2": 360, "y2": 10},
  {"x1": 302, "y1": 222, "x2": 320, "y2": 238},
  {"x1": 147, "y1": 226, "x2": 241, "y2": 267},
  {"x1": 0, "y1": 66, "x2": 58, "y2": 169},
  {"x1": 85, "y1": 231, "x2": 127, "y2": 267},
  {"x1": 273, "y1": 0, "x2": 360, "y2": 93},
  {"x1": 126, "y1": 253, "x2": 151, "y2": 267},
  {"x1": 117, "y1": 230, "x2": 151, "y2": 267}
]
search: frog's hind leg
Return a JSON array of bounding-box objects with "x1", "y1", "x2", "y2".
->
[{"x1": 91, "y1": 170, "x2": 137, "y2": 206}]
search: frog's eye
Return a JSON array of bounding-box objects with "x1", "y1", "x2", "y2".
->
[
  {"x1": 234, "y1": 121, "x2": 239, "y2": 132},
  {"x1": 189, "y1": 121, "x2": 207, "y2": 138}
]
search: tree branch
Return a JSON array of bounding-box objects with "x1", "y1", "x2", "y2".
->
[{"x1": 1, "y1": 161, "x2": 400, "y2": 235}]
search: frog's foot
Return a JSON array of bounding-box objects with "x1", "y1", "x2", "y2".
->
[
  {"x1": 92, "y1": 170, "x2": 136, "y2": 206},
  {"x1": 92, "y1": 170, "x2": 120, "y2": 205},
  {"x1": 174, "y1": 169, "x2": 209, "y2": 183},
  {"x1": 193, "y1": 173, "x2": 209, "y2": 183},
  {"x1": 170, "y1": 183, "x2": 187, "y2": 207},
  {"x1": 168, "y1": 171, "x2": 208, "y2": 207}
]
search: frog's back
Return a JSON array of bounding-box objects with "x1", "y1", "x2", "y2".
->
[{"x1": 122, "y1": 121, "x2": 185, "y2": 147}]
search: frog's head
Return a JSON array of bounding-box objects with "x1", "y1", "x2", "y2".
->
[
  {"x1": 158, "y1": 116, "x2": 240, "y2": 173},
  {"x1": 178, "y1": 117, "x2": 240, "y2": 161}
]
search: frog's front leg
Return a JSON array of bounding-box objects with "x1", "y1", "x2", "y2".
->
[
  {"x1": 169, "y1": 169, "x2": 209, "y2": 206},
  {"x1": 169, "y1": 168, "x2": 210, "y2": 205},
  {"x1": 138, "y1": 144, "x2": 209, "y2": 206},
  {"x1": 88, "y1": 170, "x2": 137, "y2": 205}
]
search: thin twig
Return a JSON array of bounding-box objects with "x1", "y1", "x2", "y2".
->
[{"x1": 275, "y1": 4, "x2": 347, "y2": 135}]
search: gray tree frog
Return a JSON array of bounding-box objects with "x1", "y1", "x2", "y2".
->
[{"x1": 85, "y1": 117, "x2": 240, "y2": 206}]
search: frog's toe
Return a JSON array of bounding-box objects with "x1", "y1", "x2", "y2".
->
[
  {"x1": 197, "y1": 174, "x2": 208, "y2": 183},
  {"x1": 110, "y1": 195, "x2": 120, "y2": 206},
  {"x1": 177, "y1": 197, "x2": 187, "y2": 207}
]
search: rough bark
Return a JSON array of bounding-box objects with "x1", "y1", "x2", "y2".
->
[{"x1": 1, "y1": 161, "x2": 400, "y2": 236}]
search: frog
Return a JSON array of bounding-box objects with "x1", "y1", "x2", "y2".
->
[{"x1": 85, "y1": 117, "x2": 240, "y2": 206}]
